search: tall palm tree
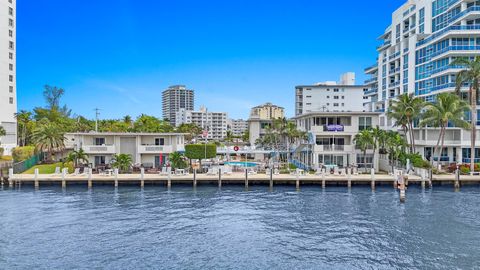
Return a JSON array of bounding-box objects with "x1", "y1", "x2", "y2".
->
[
  {"x1": 354, "y1": 129, "x2": 374, "y2": 171},
  {"x1": 451, "y1": 56, "x2": 480, "y2": 172},
  {"x1": 387, "y1": 93, "x2": 424, "y2": 153},
  {"x1": 31, "y1": 121, "x2": 66, "y2": 162},
  {"x1": 370, "y1": 126, "x2": 385, "y2": 169},
  {"x1": 15, "y1": 110, "x2": 32, "y2": 146},
  {"x1": 420, "y1": 93, "x2": 470, "y2": 167},
  {"x1": 385, "y1": 131, "x2": 407, "y2": 172}
]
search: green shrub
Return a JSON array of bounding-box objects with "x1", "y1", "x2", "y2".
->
[
  {"x1": 460, "y1": 165, "x2": 470, "y2": 175},
  {"x1": 12, "y1": 146, "x2": 35, "y2": 162},
  {"x1": 288, "y1": 163, "x2": 297, "y2": 170},
  {"x1": 185, "y1": 144, "x2": 217, "y2": 160}
]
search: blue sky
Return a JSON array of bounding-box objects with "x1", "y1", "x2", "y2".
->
[{"x1": 17, "y1": 0, "x2": 404, "y2": 120}]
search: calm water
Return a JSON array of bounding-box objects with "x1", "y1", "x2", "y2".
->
[{"x1": 0, "y1": 185, "x2": 479, "y2": 270}]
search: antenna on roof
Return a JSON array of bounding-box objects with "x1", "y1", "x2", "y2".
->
[{"x1": 94, "y1": 108, "x2": 101, "y2": 132}]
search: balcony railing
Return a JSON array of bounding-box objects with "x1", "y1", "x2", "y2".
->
[
  {"x1": 83, "y1": 145, "x2": 116, "y2": 154},
  {"x1": 417, "y1": 23, "x2": 480, "y2": 47},
  {"x1": 138, "y1": 145, "x2": 174, "y2": 153}
]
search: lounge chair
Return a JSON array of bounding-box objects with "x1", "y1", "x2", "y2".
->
[
  {"x1": 71, "y1": 168, "x2": 80, "y2": 176},
  {"x1": 315, "y1": 168, "x2": 322, "y2": 176},
  {"x1": 352, "y1": 167, "x2": 359, "y2": 175},
  {"x1": 207, "y1": 168, "x2": 217, "y2": 175},
  {"x1": 54, "y1": 167, "x2": 61, "y2": 175},
  {"x1": 274, "y1": 168, "x2": 280, "y2": 175},
  {"x1": 159, "y1": 167, "x2": 169, "y2": 176},
  {"x1": 248, "y1": 168, "x2": 258, "y2": 175}
]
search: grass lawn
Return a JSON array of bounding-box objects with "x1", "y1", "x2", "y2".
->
[{"x1": 22, "y1": 162, "x2": 72, "y2": 174}]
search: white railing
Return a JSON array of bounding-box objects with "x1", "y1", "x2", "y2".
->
[
  {"x1": 138, "y1": 145, "x2": 173, "y2": 153},
  {"x1": 84, "y1": 145, "x2": 116, "y2": 154}
]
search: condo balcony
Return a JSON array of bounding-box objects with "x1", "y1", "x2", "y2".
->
[
  {"x1": 417, "y1": 23, "x2": 480, "y2": 47},
  {"x1": 82, "y1": 145, "x2": 116, "y2": 154}
]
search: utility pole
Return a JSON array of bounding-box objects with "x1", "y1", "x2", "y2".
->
[{"x1": 94, "y1": 108, "x2": 101, "y2": 132}]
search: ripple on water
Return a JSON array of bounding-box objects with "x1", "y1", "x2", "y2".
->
[{"x1": 0, "y1": 186, "x2": 479, "y2": 270}]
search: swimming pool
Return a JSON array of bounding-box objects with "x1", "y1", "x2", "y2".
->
[{"x1": 224, "y1": 161, "x2": 259, "y2": 167}]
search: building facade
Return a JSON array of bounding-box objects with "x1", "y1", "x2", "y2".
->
[
  {"x1": 228, "y1": 119, "x2": 248, "y2": 137},
  {"x1": 293, "y1": 112, "x2": 381, "y2": 171},
  {"x1": 363, "y1": 0, "x2": 480, "y2": 164},
  {"x1": 162, "y1": 85, "x2": 194, "y2": 127},
  {"x1": 248, "y1": 103, "x2": 285, "y2": 146},
  {"x1": 65, "y1": 132, "x2": 185, "y2": 168},
  {"x1": 295, "y1": 73, "x2": 368, "y2": 116},
  {"x1": 175, "y1": 106, "x2": 228, "y2": 140},
  {"x1": 0, "y1": 0, "x2": 16, "y2": 154}
]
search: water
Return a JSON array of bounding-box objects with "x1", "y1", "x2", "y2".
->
[
  {"x1": 0, "y1": 185, "x2": 479, "y2": 270},
  {"x1": 224, "y1": 161, "x2": 259, "y2": 167}
]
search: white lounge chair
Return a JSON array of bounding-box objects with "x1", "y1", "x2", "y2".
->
[
  {"x1": 274, "y1": 168, "x2": 280, "y2": 175},
  {"x1": 72, "y1": 168, "x2": 80, "y2": 176},
  {"x1": 352, "y1": 167, "x2": 359, "y2": 175},
  {"x1": 54, "y1": 167, "x2": 61, "y2": 175},
  {"x1": 207, "y1": 168, "x2": 217, "y2": 175},
  {"x1": 315, "y1": 168, "x2": 322, "y2": 176}
]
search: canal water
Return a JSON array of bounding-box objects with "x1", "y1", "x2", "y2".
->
[{"x1": 0, "y1": 185, "x2": 479, "y2": 270}]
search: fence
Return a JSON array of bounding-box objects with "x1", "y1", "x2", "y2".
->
[{"x1": 13, "y1": 153, "x2": 45, "y2": 174}]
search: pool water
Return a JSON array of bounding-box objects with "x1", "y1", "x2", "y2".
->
[
  {"x1": 0, "y1": 185, "x2": 479, "y2": 269},
  {"x1": 223, "y1": 161, "x2": 259, "y2": 167}
]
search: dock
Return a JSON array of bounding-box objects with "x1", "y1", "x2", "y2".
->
[{"x1": 3, "y1": 168, "x2": 480, "y2": 189}]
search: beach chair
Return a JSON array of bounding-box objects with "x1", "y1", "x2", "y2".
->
[
  {"x1": 325, "y1": 168, "x2": 331, "y2": 176},
  {"x1": 159, "y1": 167, "x2": 169, "y2": 176},
  {"x1": 72, "y1": 168, "x2": 80, "y2": 176},
  {"x1": 333, "y1": 167, "x2": 340, "y2": 176},
  {"x1": 224, "y1": 166, "x2": 232, "y2": 175},
  {"x1": 274, "y1": 168, "x2": 280, "y2": 175},
  {"x1": 54, "y1": 167, "x2": 61, "y2": 175},
  {"x1": 315, "y1": 168, "x2": 322, "y2": 176},
  {"x1": 207, "y1": 168, "x2": 217, "y2": 175},
  {"x1": 352, "y1": 167, "x2": 359, "y2": 175},
  {"x1": 340, "y1": 168, "x2": 347, "y2": 176}
]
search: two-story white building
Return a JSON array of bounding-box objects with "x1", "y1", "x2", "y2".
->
[
  {"x1": 65, "y1": 132, "x2": 185, "y2": 168},
  {"x1": 293, "y1": 112, "x2": 381, "y2": 171}
]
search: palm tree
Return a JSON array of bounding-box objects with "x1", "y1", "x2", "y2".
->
[
  {"x1": 169, "y1": 152, "x2": 187, "y2": 170},
  {"x1": 15, "y1": 110, "x2": 32, "y2": 147},
  {"x1": 31, "y1": 121, "x2": 66, "y2": 162},
  {"x1": 420, "y1": 93, "x2": 470, "y2": 168},
  {"x1": 111, "y1": 154, "x2": 133, "y2": 173},
  {"x1": 354, "y1": 129, "x2": 374, "y2": 171},
  {"x1": 0, "y1": 126, "x2": 6, "y2": 150},
  {"x1": 65, "y1": 149, "x2": 89, "y2": 168},
  {"x1": 370, "y1": 126, "x2": 385, "y2": 169},
  {"x1": 385, "y1": 131, "x2": 407, "y2": 172},
  {"x1": 387, "y1": 93, "x2": 424, "y2": 153},
  {"x1": 451, "y1": 56, "x2": 480, "y2": 172}
]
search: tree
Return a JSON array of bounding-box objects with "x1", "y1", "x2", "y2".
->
[
  {"x1": 385, "y1": 131, "x2": 408, "y2": 172},
  {"x1": 387, "y1": 93, "x2": 424, "y2": 153},
  {"x1": 111, "y1": 154, "x2": 133, "y2": 173},
  {"x1": 242, "y1": 129, "x2": 249, "y2": 143},
  {"x1": 451, "y1": 56, "x2": 480, "y2": 173},
  {"x1": 184, "y1": 144, "x2": 217, "y2": 171},
  {"x1": 370, "y1": 126, "x2": 385, "y2": 169},
  {"x1": 0, "y1": 126, "x2": 6, "y2": 137},
  {"x1": 15, "y1": 110, "x2": 32, "y2": 147},
  {"x1": 65, "y1": 149, "x2": 89, "y2": 168},
  {"x1": 354, "y1": 129, "x2": 374, "y2": 171},
  {"x1": 133, "y1": 114, "x2": 173, "y2": 133},
  {"x1": 176, "y1": 123, "x2": 202, "y2": 142},
  {"x1": 169, "y1": 152, "x2": 187, "y2": 170},
  {"x1": 31, "y1": 121, "x2": 66, "y2": 162},
  {"x1": 420, "y1": 93, "x2": 470, "y2": 167}
]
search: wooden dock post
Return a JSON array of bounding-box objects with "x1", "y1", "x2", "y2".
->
[
  {"x1": 193, "y1": 169, "x2": 197, "y2": 188},
  {"x1": 454, "y1": 168, "x2": 460, "y2": 190},
  {"x1": 218, "y1": 168, "x2": 222, "y2": 188},
  {"x1": 114, "y1": 168, "x2": 119, "y2": 187},
  {"x1": 370, "y1": 168, "x2": 375, "y2": 190},
  {"x1": 322, "y1": 171, "x2": 326, "y2": 189},
  {"x1": 269, "y1": 169, "x2": 273, "y2": 189},
  {"x1": 88, "y1": 168, "x2": 93, "y2": 189},
  {"x1": 140, "y1": 168, "x2": 145, "y2": 187},
  {"x1": 347, "y1": 169, "x2": 352, "y2": 188},
  {"x1": 167, "y1": 171, "x2": 172, "y2": 189},
  {"x1": 34, "y1": 168, "x2": 39, "y2": 188},
  {"x1": 296, "y1": 174, "x2": 300, "y2": 190},
  {"x1": 61, "y1": 168, "x2": 67, "y2": 189},
  {"x1": 245, "y1": 169, "x2": 249, "y2": 188},
  {"x1": 8, "y1": 168, "x2": 13, "y2": 188}
]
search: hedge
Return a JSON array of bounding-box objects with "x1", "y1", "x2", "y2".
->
[
  {"x1": 185, "y1": 144, "x2": 217, "y2": 160},
  {"x1": 12, "y1": 146, "x2": 36, "y2": 162}
]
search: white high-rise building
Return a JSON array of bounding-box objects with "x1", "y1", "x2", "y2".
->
[
  {"x1": 364, "y1": 0, "x2": 480, "y2": 164},
  {"x1": 228, "y1": 119, "x2": 248, "y2": 137},
  {"x1": 162, "y1": 85, "x2": 194, "y2": 127},
  {"x1": 0, "y1": 0, "x2": 17, "y2": 154},
  {"x1": 295, "y1": 72, "x2": 368, "y2": 116},
  {"x1": 176, "y1": 106, "x2": 228, "y2": 140}
]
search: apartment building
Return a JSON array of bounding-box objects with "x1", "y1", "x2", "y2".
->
[
  {"x1": 293, "y1": 112, "x2": 381, "y2": 171},
  {"x1": 364, "y1": 0, "x2": 480, "y2": 164},
  {"x1": 248, "y1": 103, "x2": 285, "y2": 146},
  {"x1": 175, "y1": 106, "x2": 228, "y2": 140},
  {"x1": 295, "y1": 72, "x2": 368, "y2": 116},
  {"x1": 65, "y1": 132, "x2": 185, "y2": 168},
  {"x1": 228, "y1": 119, "x2": 248, "y2": 137},
  {"x1": 162, "y1": 85, "x2": 194, "y2": 126},
  {"x1": 0, "y1": 0, "x2": 16, "y2": 154}
]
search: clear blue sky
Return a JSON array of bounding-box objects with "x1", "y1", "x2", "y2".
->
[{"x1": 17, "y1": 0, "x2": 404, "y2": 120}]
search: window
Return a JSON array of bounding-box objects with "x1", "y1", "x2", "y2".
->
[
  {"x1": 9, "y1": 52, "x2": 13, "y2": 59},
  {"x1": 155, "y1": 138, "x2": 165, "y2": 146},
  {"x1": 9, "y1": 7, "x2": 13, "y2": 16},
  {"x1": 9, "y1": 41, "x2": 14, "y2": 50},
  {"x1": 9, "y1": 97, "x2": 13, "y2": 104},
  {"x1": 334, "y1": 96, "x2": 339, "y2": 99},
  {"x1": 9, "y1": 75, "x2": 13, "y2": 82},
  {"x1": 333, "y1": 103, "x2": 339, "y2": 107},
  {"x1": 334, "y1": 89, "x2": 339, "y2": 92},
  {"x1": 9, "y1": 86, "x2": 13, "y2": 93},
  {"x1": 94, "y1": 138, "x2": 106, "y2": 145},
  {"x1": 94, "y1": 156, "x2": 106, "y2": 166},
  {"x1": 9, "y1": 64, "x2": 13, "y2": 71},
  {"x1": 8, "y1": 30, "x2": 12, "y2": 37},
  {"x1": 326, "y1": 96, "x2": 330, "y2": 98},
  {"x1": 341, "y1": 96, "x2": 345, "y2": 99},
  {"x1": 8, "y1": 19, "x2": 13, "y2": 27},
  {"x1": 359, "y1": 117, "x2": 372, "y2": 130}
]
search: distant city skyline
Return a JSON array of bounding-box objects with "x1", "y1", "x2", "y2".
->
[{"x1": 17, "y1": 0, "x2": 404, "y2": 120}]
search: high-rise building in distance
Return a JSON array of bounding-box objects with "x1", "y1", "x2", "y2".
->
[{"x1": 162, "y1": 85, "x2": 194, "y2": 126}]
